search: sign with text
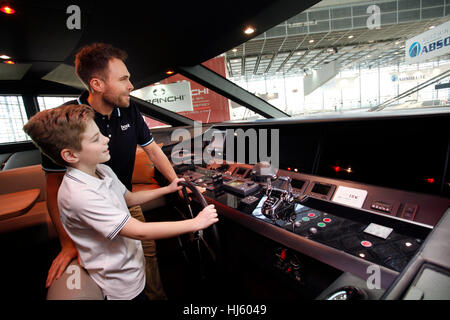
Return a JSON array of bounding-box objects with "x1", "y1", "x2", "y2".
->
[
  {"x1": 405, "y1": 21, "x2": 450, "y2": 64},
  {"x1": 332, "y1": 186, "x2": 368, "y2": 209},
  {"x1": 136, "y1": 56, "x2": 230, "y2": 128},
  {"x1": 132, "y1": 81, "x2": 193, "y2": 112},
  {"x1": 161, "y1": 57, "x2": 231, "y2": 123}
]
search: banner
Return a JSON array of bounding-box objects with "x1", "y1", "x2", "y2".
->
[
  {"x1": 405, "y1": 20, "x2": 450, "y2": 64},
  {"x1": 390, "y1": 63, "x2": 450, "y2": 83},
  {"x1": 133, "y1": 56, "x2": 230, "y2": 127},
  {"x1": 132, "y1": 81, "x2": 193, "y2": 112},
  {"x1": 159, "y1": 56, "x2": 231, "y2": 123}
]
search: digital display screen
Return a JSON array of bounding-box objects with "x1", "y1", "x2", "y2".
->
[
  {"x1": 311, "y1": 183, "x2": 331, "y2": 195},
  {"x1": 235, "y1": 167, "x2": 247, "y2": 176},
  {"x1": 291, "y1": 179, "x2": 305, "y2": 190},
  {"x1": 227, "y1": 180, "x2": 245, "y2": 188}
]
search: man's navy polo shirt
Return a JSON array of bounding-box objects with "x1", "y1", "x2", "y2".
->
[{"x1": 41, "y1": 91, "x2": 154, "y2": 191}]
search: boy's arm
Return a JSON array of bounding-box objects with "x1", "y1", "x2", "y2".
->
[
  {"x1": 124, "y1": 177, "x2": 184, "y2": 207},
  {"x1": 119, "y1": 204, "x2": 218, "y2": 241},
  {"x1": 45, "y1": 172, "x2": 78, "y2": 288}
]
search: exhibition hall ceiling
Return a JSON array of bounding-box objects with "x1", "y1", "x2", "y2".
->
[{"x1": 226, "y1": 0, "x2": 450, "y2": 78}]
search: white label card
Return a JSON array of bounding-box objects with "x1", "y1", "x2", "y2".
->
[
  {"x1": 332, "y1": 186, "x2": 368, "y2": 209},
  {"x1": 364, "y1": 223, "x2": 394, "y2": 240}
]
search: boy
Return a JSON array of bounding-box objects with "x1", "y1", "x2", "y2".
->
[{"x1": 23, "y1": 104, "x2": 218, "y2": 300}]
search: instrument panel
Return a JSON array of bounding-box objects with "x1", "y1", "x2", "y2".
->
[{"x1": 175, "y1": 161, "x2": 450, "y2": 288}]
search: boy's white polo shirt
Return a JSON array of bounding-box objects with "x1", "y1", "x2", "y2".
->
[{"x1": 58, "y1": 164, "x2": 145, "y2": 300}]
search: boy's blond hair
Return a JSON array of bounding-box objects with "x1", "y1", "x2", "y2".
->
[{"x1": 23, "y1": 104, "x2": 95, "y2": 167}]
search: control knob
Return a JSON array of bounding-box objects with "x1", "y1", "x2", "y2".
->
[{"x1": 325, "y1": 286, "x2": 367, "y2": 300}]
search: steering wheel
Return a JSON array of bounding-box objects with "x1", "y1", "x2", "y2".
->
[{"x1": 176, "y1": 180, "x2": 222, "y2": 279}]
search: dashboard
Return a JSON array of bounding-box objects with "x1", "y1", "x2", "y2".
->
[
  {"x1": 173, "y1": 159, "x2": 450, "y2": 298},
  {"x1": 165, "y1": 111, "x2": 450, "y2": 299}
]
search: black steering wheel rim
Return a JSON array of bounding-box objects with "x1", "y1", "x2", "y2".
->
[
  {"x1": 177, "y1": 180, "x2": 222, "y2": 267},
  {"x1": 178, "y1": 180, "x2": 209, "y2": 208}
]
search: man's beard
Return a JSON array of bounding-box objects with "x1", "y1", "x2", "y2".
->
[{"x1": 103, "y1": 92, "x2": 130, "y2": 108}]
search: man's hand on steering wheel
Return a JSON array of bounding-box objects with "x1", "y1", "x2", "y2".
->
[
  {"x1": 168, "y1": 177, "x2": 185, "y2": 193},
  {"x1": 175, "y1": 178, "x2": 206, "y2": 199}
]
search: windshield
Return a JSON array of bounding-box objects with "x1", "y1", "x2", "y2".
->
[
  {"x1": 224, "y1": 0, "x2": 450, "y2": 117},
  {"x1": 131, "y1": 0, "x2": 450, "y2": 125}
]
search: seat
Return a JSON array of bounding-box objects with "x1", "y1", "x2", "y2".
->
[
  {"x1": 0, "y1": 164, "x2": 56, "y2": 238},
  {"x1": 46, "y1": 259, "x2": 104, "y2": 300},
  {"x1": 3, "y1": 150, "x2": 41, "y2": 170}
]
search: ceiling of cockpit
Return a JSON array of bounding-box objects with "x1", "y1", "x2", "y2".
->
[{"x1": 0, "y1": 0, "x2": 320, "y2": 90}]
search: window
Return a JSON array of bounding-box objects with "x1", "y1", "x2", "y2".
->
[
  {"x1": 37, "y1": 96, "x2": 78, "y2": 111},
  {"x1": 0, "y1": 95, "x2": 29, "y2": 143}
]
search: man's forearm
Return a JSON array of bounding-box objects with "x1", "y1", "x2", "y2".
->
[
  {"x1": 144, "y1": 142, "x2": 177, "y2": 182},
  {"x1": 154, "y1": 151, "x2": 177, "y2": 182}
]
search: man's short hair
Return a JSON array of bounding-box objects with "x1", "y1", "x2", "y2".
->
[
  {"x1": 23, "y1": 104, "x2": 95, "y2": 167},
  {"x1": 75, "y1": 43, "x2": 128, "y2": 90}
]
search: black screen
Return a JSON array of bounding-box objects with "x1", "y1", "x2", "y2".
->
[
  {"x1": 235, "y1": 167, "x2": 247, "y2": 176},
  {"x1": 311, "y1": 183, "x2": 331, "y2": 195},
  {"x1": 291, "y1": 179, "x2": 305, "y2": 190}
]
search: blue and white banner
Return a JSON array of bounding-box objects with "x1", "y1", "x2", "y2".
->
[{"x1": 405, "y1": 20, "x2": 450, "y2": 64}]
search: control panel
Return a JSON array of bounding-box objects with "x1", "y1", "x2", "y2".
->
[{"x1": 174, "y1": 160, "x2": 450, "y2": 275}]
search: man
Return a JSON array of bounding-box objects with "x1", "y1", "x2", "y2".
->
[{"x1": 43, "y1": 43, "x2": 181, "y2": 300}]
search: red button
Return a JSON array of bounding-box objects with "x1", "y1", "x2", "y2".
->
[
  {"x1": 308, "y1": 212, "x2": 316, "y2": 218},
  {"x1": 323, "y1": 218, "x2": 331, "y2": 223},
  {"x1": 361, "y1": 241, "x2": 372, "y2": 248}
]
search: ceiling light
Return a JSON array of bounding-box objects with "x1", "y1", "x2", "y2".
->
[
  {"x1": 348, "y1": 35, "x2": 354, "y2": 39},
  {"x1": 429, "y1": 25, "x2": 435, "y2": 29},
  {"x1": 0, "y1": 54, "x2": 11, "y2": 59},
  {"x1": 232, "y1": 48, "x2": 237, "y2": 52},
  {"x1": 309, "y1": 39, "x2": 314, "y2": 43},
  {"x1": 0, "y1": 4, "x2": 15, "y2": 14},
  {"x1": 244, "y1": 26, "x2": 255, "y2": 35}
]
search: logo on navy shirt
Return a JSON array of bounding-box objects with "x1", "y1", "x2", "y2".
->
[{"x1": 121, "y1": 123, "x2": 130, "y2": 131}]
